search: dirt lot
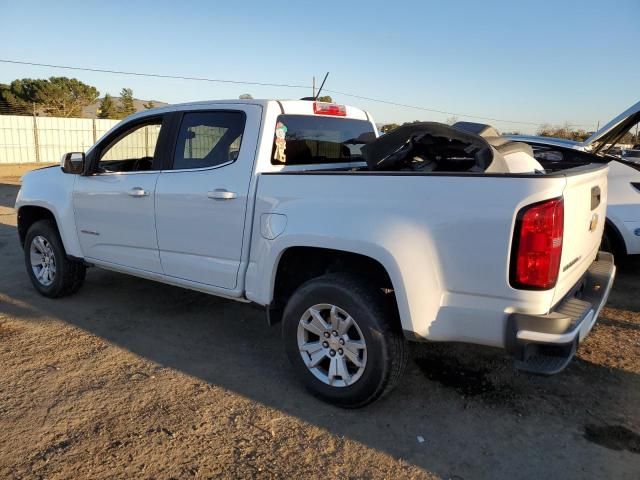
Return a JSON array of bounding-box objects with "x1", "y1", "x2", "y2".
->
[{"x1": 0, "y1": 165, "x2": 639, "y2": 479}]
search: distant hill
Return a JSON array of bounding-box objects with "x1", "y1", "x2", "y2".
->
[{"x1": 82, "y1": 97, "x2": 169, "y2": 119}]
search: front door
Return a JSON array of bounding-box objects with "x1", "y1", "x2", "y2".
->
[
  {"x1": 155, "y1": 105, "x2": 261, "y2": 289},
  {"x1": 73, "y1": 116, "x2": 166, "y2": 273}
]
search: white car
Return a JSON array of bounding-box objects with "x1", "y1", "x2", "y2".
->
[
  {"x1": 15, "y1": 99, "x2": 614, "y2": 406},
  {"x1": 503, "y1": 101, "x2": 640, "y2": 259}
]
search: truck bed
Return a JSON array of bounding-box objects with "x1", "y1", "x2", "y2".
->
[{"x1": 251, "y1": 162, "x2": 608, "y2": 347}]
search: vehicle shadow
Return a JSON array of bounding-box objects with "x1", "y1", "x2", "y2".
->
[
  {"x1": 610, "y1": 255, "x2": 640, "y2": 313},
  {"x1": 1, "y1": 204, "x2": 638, "y2": 477},
  {"x1": 0, "y1": 182, "x2": 19, "y2": 208}
]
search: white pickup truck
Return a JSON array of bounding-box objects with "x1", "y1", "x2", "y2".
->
[{"x1": 16, "y1": 99, "x2": 616, "y2": 407}]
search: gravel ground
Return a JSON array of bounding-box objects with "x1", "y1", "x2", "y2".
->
[{"x1": 0, "y1": 166, "x2": 639, "y2": 479}]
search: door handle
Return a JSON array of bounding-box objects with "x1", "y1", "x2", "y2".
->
[
  {"x1": 207, "y1": 189, "x2": 238, "y2": 200},
  {"x1": 128, "y1": 187, "x2": 149, "y2": 197}
]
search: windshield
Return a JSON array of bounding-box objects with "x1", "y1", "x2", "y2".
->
[{"x1": 271, "y1": 114, "x2": 375, "y2": 165}]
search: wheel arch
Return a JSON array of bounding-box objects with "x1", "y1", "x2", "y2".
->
[
  {"x1": 18, "y1": 205, "x2": 58, "y2": 247},
  {"x1": 267, "y1": 246, "x2": 404, "y2": 329},
  {"x1": 17, "y1": 204, "x2": 84, "y2": 259},
  {"x1": 604, "y1": 216, "x2": 627, "y2": 258}
]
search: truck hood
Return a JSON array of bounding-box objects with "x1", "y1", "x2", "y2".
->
[
  {"x1": 507, "y1": 101, "x2": 640, "y2": 156},
  {"x1": 582, "y1": 100, "x2": 640, "y2": 155}
]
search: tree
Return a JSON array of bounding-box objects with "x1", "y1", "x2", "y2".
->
[
  {"x1": 239, "y1": 93, "x2": 253, "y2": 99},
  {"x1": 0, "y1": 83, "x2": 30, "y2": 114},
  {"x1": 117, "y1": 88, "x2": 136, "y2": 118},
  {"x1": 97, "y1": 94, "x2": 119, "y2": 119},
  {"x1": 316, "y1": 95, "x2": 333, "y2": 103},
  {"x1": 142, "y1": 100, "x2": 156, "y2": 110},
  {"x1": 0, "y1": 77, "x2": 99, "y2": 117},
  {"x1": 446, "y1": 115, "x2": 459, "y2": 125},
  {"x1": 380, "y1": 123, "x2": 400, "y2": 133},
  {"x1": 537, "y1": 123, "x2": 590, "y2": 142}
]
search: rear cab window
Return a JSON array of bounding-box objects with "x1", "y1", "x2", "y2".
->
[{"x1": 271, "y1": 114, "x2": 376, "y2": 166}]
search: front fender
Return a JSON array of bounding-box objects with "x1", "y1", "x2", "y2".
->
[{"x1": 16, "y1": 167, "x2": 83, "y2": 258}]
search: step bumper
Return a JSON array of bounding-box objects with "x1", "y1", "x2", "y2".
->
[{"x1": 506, "y1": 251, "x2": 616, "y2": 375}]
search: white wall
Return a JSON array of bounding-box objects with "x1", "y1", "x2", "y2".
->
[{"x1": 0, "y1": 115, "x2": 121, "y2": 164}]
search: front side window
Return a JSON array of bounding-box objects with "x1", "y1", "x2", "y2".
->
[
  {"x1": 271, "y1": 114, "x2": 376, "y2": 165},
  {"x1": 98, "y1": 119, "x2": 163, "y2": 173},
  {"x1": 172, "y1": 111, "x2": 246, "y2": 170}
]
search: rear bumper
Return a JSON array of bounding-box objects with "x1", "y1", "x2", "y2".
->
[{"x1": 506, "y1": 251, "x2": 616, "y2": 374}]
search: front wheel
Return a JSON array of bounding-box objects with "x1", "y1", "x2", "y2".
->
[
  {"x1": 24, "y1": 220, "x2": 86, "y2": 298},
  {"x1": 282, "y1": 273, "x2": 407, "y2": 408}
]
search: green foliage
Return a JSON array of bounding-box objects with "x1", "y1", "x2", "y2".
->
[
  {"x1": 0, "y1": 83, "x2": 30, "y2": 114},
  {"x1": 316, "y1": 95, "x2": 333, "y2": 103},
  {"x1": 0, "y1": 77, "x2": 99, "y2": 117},
  {"x1": 97, "y1": 94, "x2": 119, "y2": 119},
  {"x1": 142, "y1": 100, "x2": 156, "y2": 110},
  {"x1": 117, "y1": 88, "x2": 136, "y2": 118},
  {"x1": 380, "y1": 123, "x2": 400, "y2": 133},
  {"x1": 239, "y1": 93, "x2": 253, "y2": 99}
]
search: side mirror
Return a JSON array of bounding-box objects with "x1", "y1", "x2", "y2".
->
[{"x1": 61, "y1": 152, "x2": 85, "y2": 174}]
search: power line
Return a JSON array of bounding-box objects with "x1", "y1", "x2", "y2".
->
[
  {"x1": 0, "y1": 59, "x2": 310, "y2": 89},
  {"x1": 324, "y1": 89, "x2": 592, "y2": 128},
  {"x1": 323, "y1": 88, "x2": 548, "y2": 126},
  {"x1": 0, "y1": 58, "x2": 595, "y2": 128}
]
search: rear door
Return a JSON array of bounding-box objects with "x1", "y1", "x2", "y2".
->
[
  {"x1": 154, "y1": 105, "x2": 261, "y2": 289},
  {"x1": 552, "y1": 165, "x2": 609, "y2": 303}
]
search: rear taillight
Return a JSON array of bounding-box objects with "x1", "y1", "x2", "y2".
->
[
  {"x1": 313, "y1": 102, "x2": 346, "y2": 116},
  {"x1": 510, "y1": 197, "x2": 564, "y2": 290}
]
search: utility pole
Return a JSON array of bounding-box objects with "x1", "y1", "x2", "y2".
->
[
  {"x1": 32, "y1": 102, "x2": 40, "y2": 163},
  {"x1": 312, "y1": 76, "x2": 316, "y2": 98}
]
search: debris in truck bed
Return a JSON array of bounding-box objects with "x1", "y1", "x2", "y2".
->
[{"x1": 362, "y1": 122, "x2": 493, "y2": 172}]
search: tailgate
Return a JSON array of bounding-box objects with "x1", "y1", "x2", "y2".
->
[{"x1": 552, "y1": 165, "x2": 609, "y2": 304}]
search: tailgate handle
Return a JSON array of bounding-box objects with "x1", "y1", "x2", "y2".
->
[{"x1": 591, "y1": 186, "x2": 601, "y2": 211}]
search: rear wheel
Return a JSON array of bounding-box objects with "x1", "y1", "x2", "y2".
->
[
  {"x1": 282, "y1": 273, "x2": 407, "y2": 408},
  {"x1": 24, "y1": 220, "x2": 86, "y2": 298}
]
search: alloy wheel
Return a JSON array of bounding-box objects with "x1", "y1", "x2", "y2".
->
[{"x1": 297, "y1": 303, "x2": 367, "y2": 387}]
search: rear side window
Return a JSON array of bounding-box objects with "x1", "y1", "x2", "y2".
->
[
  {"x1": 271, "y1": 114, "x2": 375, "y2": 165},
  {"x1": 172, "y1": 111, "x2": 245, "y2": 170}
]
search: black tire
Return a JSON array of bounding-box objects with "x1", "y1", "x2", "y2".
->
[
  {"x1": 600, "y1": 227, "x2": 624, "y2": 264},
  {"x1": 600, "y1": 230, "x2": 614, "y2": 254},
  {"x1": 282, "y1": 273, "x2": 407, "y2": 408},
  {"x1": 24, "y1": 219, "x2": 86, "y2": 298}
]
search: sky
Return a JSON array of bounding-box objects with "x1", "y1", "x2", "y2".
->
[{"x1": 0, "y1": 0, "x2": 638, "y2": 134}]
